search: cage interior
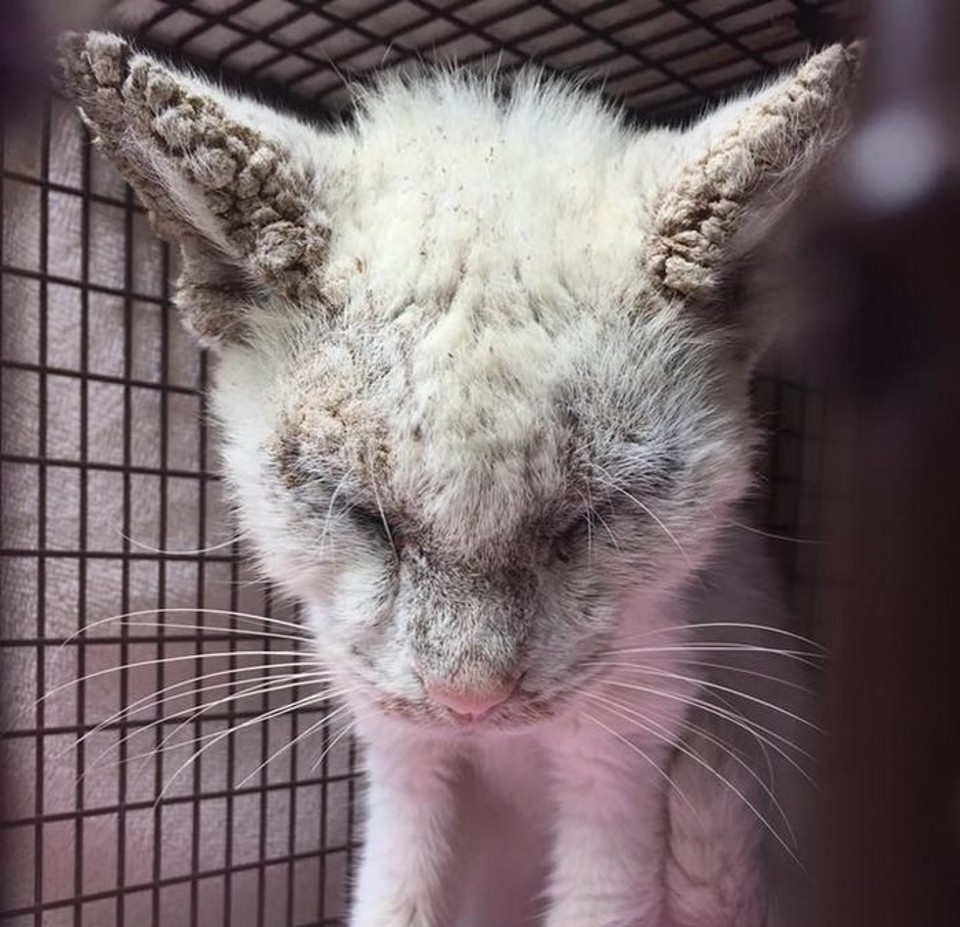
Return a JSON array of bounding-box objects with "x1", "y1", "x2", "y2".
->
[{"x1": 1, "y1": 1, "x2": 854, "y2": 924}]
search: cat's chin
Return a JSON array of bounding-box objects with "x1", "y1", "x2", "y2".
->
[{"x1": 363, "y1": 691, "x2": 569, "y2": 736}]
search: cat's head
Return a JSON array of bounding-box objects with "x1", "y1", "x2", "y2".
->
[{"x1": 59, "y1": 33, "x2": 857, "y2": 731}]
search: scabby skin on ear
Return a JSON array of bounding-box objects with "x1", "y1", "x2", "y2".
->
[
  {"x1": 648, "y1": 43, "x2": 861, "y2": 301},
  {"x1": 58, "y1": 33, "x2": 859, "y2": 346},
  {"x1": 57, "y1": 31, "x2": 339, "y2": 344}
]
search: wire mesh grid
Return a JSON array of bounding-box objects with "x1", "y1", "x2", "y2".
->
[
  {"x1": 112, "y1": 0, "x2": 851, "y2": 118},
  {"x1": 1, "y1": 1, "x2": 853, "y2": 924}
]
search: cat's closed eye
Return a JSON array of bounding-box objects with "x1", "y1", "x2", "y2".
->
[
  {"x1": 349, "y1": 505, "x2": 401, "y2": 548},
  {"x1": 548, "y1": 514, "x2": 590, "y2": 563}
]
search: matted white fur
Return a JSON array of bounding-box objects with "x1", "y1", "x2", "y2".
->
[{"x1": 59, "y1": 32, "x2": 858, "y2": 927}]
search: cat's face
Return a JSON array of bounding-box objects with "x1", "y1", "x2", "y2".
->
[
  {"x1": 215, "y1": 291, "x2": 754, "y2": 731},
  {"x1": 59, "y1": 32, "x2": 857, "y2": 732}
]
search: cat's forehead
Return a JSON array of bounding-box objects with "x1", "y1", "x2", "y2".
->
[
  {"x1": 274, "y1": 309, "x2": 584, "y2": 549},
  {"x1": 253, "y1": 72, "x2": 791, "y2": 553},
  {"x1": 322, "y1": 76, "x2": 658, "y2": 315},
  {"x1": 270, "y1": 254, "x2": 714, "y2": 527}
]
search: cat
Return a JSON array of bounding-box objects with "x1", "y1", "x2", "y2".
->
[{"x1": 58, "y1": 31, "x2": 859, "y2": 927}]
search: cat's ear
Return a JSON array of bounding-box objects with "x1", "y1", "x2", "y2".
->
[
  {"x1": 646, "y1": 43, "x2": 861, "y2": 303},
  {"x1": 57, "y1": 31, "x2": 343, "y2": 345}
]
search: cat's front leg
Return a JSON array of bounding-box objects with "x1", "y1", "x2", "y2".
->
[
  {"x1": 350, "y1": 734, "x2": 460, "y2": 927},
  {"x1": 545, "y1": 722, "x2": 671, "y2": 927}
]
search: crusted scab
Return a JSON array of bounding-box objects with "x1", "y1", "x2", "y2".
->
[
  {"x1": 647, "y1": 43, "x2": 859, "y2": 300},
  {"x1": 138, "y1": 81, "x2": 326, "y2": 290},
  {"x1": 59, "y1": 31, "x2": 332, "y2": 315},
  {"x1": 57, "y1": 35, "x2": 124, "y2": 120},
  {"x1": 235, "y1": 169, "x2": 262, "y2": 199},
  {"x1": 224, "y1": 135, "x2": 251, "y2": 160},
  {"x1": 277, "y1": 382, "x2": 395, "y2": 492},
  {"x1": 88, "y1": 37, "x2": 127, "y2": 87},
  {"x1": 255, "y1": 222, "x2": 308, "y2": 275},
  {"x1": 272, "y1": 431, "x2": 314, "y2": 491},
  {"x1": 274, "y1": 189, "x2": 307, "y2": 220},
  {"x1": 205, "y1": 190, "x2": 236, "y2": 218},
  {"x1": 143, "y1": 69, "x2": 179, "y2": 109},
  {"x1": 249, "y1": 205, "x2": 281, "y2": 226},
  {"x1": 247, "y1": 147, "x2": 279, "y2": 179},
  {"x1": 65, "y1": 31, "x2": 128, "y2": 91},
  {"x1": 126, "y1": 56, "x2": 171, "y2": 106},
  {"x1": 152, "y1": 101, "x2": 225, "y2": 152},
  {"x1": 191, "y1": 146, "x2": 239, "y2": 189},
  {"x1": 234, "y1": 146, "x2": 273, "y2": 199},
  {"x1": 273, "y1": 409, "x2": 341, "y2": 492}
]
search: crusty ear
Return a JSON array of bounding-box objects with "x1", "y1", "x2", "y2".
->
[
  {"x1": 57, "y1": 31, "x2": 338, "y2": 345},
  {"x1": 647, "y1": 43, "x2": 861, "y2": 302}
]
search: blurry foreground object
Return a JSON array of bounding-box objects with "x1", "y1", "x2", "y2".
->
[
  {"x1": 0, "y1": 0, "x2": 112, "y2": 120},
  {"x1": 0, "y1": 1, "x2": 47, "y2": 120},
  {"x1": 797, "y1": 1, "x2": 960, "y2": 924}
]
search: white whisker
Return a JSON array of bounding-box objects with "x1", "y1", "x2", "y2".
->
[
  {"x1": 67, "y1": 661, "x2": 334, "y2": 755},
  {"x1": 592, "y1": 507, "x2": 621, "y2": 551},
  {"x1": 597, "y1": 644, "x2": 823, "y2": 669},
  {"x1": 371, "y1": 483, "x2": 399, "y2": 562},
  {"x1": 319, "y1": 470, "x2": 354, "y2": 555},
  {"x1": 724, "y1": 520, "x2": 819, "y2": 546},
  {"x1": 606, "y1": 622, "x2": 828, "y2": 653},
  {"x1": 587, "y1": 663, "x2": 822, "y2": 733},
  {"x1": 120, "y1": 531, "x2": 245, "y2": 556},
  {"x1": 143, "y1": 679, "x2": 351, "y2": 772},
  {"x1": 576, "y1": 488, "x2": 595, "y2": 565},
  {"x1": 592, "y1": 465, "x2": 689, "y2": 564},
  {"x1": 591, "y1": 689, "x2": 800, "y2": 855},
  {"x1": 591, "y1": 658, "x2": 814, "y2": 697},
  {"x1": 86, "y1": 673, "x2": 336, "y2": 780},
  {"x1": 310, "y1": 717, "x2": 358, "y2": 773},
  {"x1": 155, "y1": 686, "x2": 357, "y2": 803},
  {"x1": 140, "y1": 689, "x2": 343, "y2": 770},
  {"x1": 60, "y1": 607, "x2": 310, "y2": 648},
  {"x1": 596, "y1": 677, "x2": 816, "y2": 786},
  {"x1": 237, "y1": 701, "x2": 354, "y2": 788},
  {"x1": 38, "y1": 649, "x2": 314, "y2": 708},
  {"x1": 579, "y1": 703, "x2": 700, "y2": 821},
  {"x1": 153, "y1": 678, "x2": 352, "y2": 762},
  {"x1": 72, "y1": 619, "x2": 313, "y2": 646}
]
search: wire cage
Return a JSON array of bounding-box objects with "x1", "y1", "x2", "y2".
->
[{"x1": 1, "y1": 2, "x2": 857, "y2": 925}]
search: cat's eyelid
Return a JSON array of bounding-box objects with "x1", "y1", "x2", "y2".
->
[
  {"x1": 347, "y1": 503, "x2": 388, "y2": 524},
  {"x1": 345, "y1": 502, "x2": 401, "y2": 542},
  {"x1": 547, "y1": 509, "x2": 592, "y2": 543}
]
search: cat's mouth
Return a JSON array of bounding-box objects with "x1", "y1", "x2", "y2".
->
[
  {"x1": 371, "y1": 691, "x2": 561, "y2": 732},
  {"x1": 350, "y1": 659, "x2": 610, "y2": 732},
  {"x1": 371, "y1": 685, "x2": 586, "y2": 733}
]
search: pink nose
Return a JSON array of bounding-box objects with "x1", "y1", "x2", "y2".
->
[{"x1": 426, "y1": 682, "x2": 515, "y2": 718}]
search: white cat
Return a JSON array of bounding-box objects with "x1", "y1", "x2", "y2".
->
[{"x1": 59, "y1": 32, "x2": 858, "y2": 927}]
